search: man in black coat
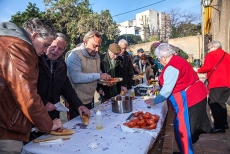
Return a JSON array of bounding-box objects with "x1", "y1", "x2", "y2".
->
[
  {"x1": 97, "y1": 43, "x2": 128, "y2": 100},
  {"x1": 118, "y1": 39, "x2": 134, "y2": 89},
  {"x1": 37, "y1": 33, "x2": 90, "y2": 120}
]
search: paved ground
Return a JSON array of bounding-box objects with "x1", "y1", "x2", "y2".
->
[{"x1": 159, "y1": 102, "x2": 230, "y2": 154}]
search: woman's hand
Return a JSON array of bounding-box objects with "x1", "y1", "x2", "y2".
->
[
  {"x1": 144, "y1": 98, "x2": 155, "y2": 106},
  {"x1": 149, "y1": 86, "x2": 159, "y2": 95}
]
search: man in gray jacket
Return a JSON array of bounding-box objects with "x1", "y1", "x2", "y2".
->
[{"x1": 66, "y1": 31, "x2": 111, "y2": 119}]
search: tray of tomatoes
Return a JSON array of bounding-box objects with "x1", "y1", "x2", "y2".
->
[{"x1": 123, "y1": 111, "x2": 160, "y2": 130}]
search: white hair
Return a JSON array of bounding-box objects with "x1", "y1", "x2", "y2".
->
[
  {"x1": 154, "y1": 43, "x2": 176, "y2": 59},
  {"x1": 207, "y1": 40, "x2": 222, "y2": 49},
  {"x1": 118, "y1": 39, "x2": 128, "y2": 46}
]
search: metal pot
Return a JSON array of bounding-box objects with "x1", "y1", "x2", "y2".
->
[{"x1": 111, "y1": 96, "x2": 133, "y2": 114}]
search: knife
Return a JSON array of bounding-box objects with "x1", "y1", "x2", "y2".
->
[{"x1": 126, "y1": 113, "x2": 134, "y2": 122}]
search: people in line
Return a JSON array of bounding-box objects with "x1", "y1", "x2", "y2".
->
[
  {"x1": 0, "y1": 18, "x2": 63, "y2": 153},
  {"x1": 145, "y1": 43, "x2": 212, "y2": 154},
  {"x1": 97, "y1": 43, "x2": 128, "y2": 100},
  {"x1": 133, "y1": 48, "x2": 144, "y2": 64},
  {"x1": 198, "y1": 41, "x2": 230, "y2": 133},
  {"x1": 133, "y1": 54, "x2": 154, "y2": 84},
  {"x1": 38, "y1": 32, "x2": 90, "y2": 119},
  {"x1": 66, "y1": 30, "x2": 111, "y2": 119},
  {"x1": 118, "y1": 39, "x2": 134, "y2": 90},
  {"x1": 145, "y1": 51, "x2": 155, "y2": 69}
]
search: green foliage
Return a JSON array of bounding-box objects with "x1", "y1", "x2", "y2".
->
[
  {"x1": 145, "y1": 35, "x2": 158, "y2": 42},
  {"x1": 116, "y1": 34, "x2": 142, "y2": 45},
  {"x1": 189, "y1": 62, "x2": 195, "y2": 67},
  {"x1": 43, "y1": 0, "x2": 119, "y2": 53},
  {"x1": 10, "y1": 2, "x2": 44, "y2": 27}
]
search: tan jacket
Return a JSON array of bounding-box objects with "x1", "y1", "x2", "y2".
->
[
  {"x1": 69, "y1": 48, "x2": 100, "y2": 104},
  {"x1": 0, "y1": 35, "x2": 53, "y2": 142}
]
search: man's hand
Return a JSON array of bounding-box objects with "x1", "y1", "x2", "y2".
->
[
  {"x1": 46, "y1": 102, "x2": 57, "y2": 112},
  {"x1": 51, "y1": 118, "x2": 63, "y2": 131},
  {"x1": 100, "y1": 73, "x2": 111, "y2": 80},
  {"x1": 78, "y1": 105, "x2": 90, "y2": 118},
  {"x1": 121, "y1": 86, "x2": 127, "y2": 93},
  {"x1": 98, "y1": 89, "x2": 104, "y2": 95}
]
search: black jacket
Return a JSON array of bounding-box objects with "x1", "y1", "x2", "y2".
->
[
  {"x1": 38, "y1": 56, "x2": 83, "y2": 120},
  {"x1": 120, "y1": 51, "x2": 134, "y2": 89},
  {"x1": 97, "y1": 53, "x2": 128, "y2": 100}
]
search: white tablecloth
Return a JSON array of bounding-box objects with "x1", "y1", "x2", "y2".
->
[{"x1": 22, "y1": 97, "x2": 168, "y2": 154}]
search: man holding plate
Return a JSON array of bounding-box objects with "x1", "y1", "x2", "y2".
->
[{"x1": 97, "y1": 43, "x2": 128, "y2": 101}]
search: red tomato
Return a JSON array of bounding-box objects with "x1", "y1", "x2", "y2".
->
[
  {"x1": 142, "y1": 114, "x2": 150, "y2": 119},
  {"x1": 148, "y1": 123, "x2": 157, "y2": 129},
  {"x1": 133, "y1": 112, "x2": 139, "y2": 117},
  {"x1": 136, "y1": 120, "x2": 145, "y2": 125}
]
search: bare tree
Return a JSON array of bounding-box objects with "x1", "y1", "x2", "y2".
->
[
  {"x1": 140, "y1": 15, "x2": 150, "y2": 42},
  {"x1": 166, "y1": 8, "x2": 201, "y2": 38}
]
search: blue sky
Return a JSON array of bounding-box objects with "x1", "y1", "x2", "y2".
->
[{"x1": 0, "y1": 0, "x2": 201, "y2": 23}]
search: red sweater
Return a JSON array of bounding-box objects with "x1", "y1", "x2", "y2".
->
[
  {"x1": 159, "y1": 56, "x2": 208, "y2": 107},
  {"x1": 198, "y1": 48, "x2": 230, "y2": 89}
]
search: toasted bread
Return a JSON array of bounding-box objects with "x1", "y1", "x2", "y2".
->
[
  {"x1": 132, "y1": 75, "x2": 144, "y2": 80},
  {"x1": 100, "y1": 78, "x2": 123, "y2": 83},
  {"x1": 82, "y1": 113, "x2": 89, "y2": 125},
  {"x1": 50, "y1": 129, "x2": 74, "y2": 136}
]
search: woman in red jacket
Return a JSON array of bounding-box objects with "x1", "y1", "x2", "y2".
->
[
  {"x1": 198, "y1": 41, "x2": 230, "y2": 133},
  {"x1": 145, "y1": 43, "x2": 212, "y2": 154}
]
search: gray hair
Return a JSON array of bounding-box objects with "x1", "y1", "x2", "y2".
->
[
  {"x1": 83, "y1": 30, "x2": 101, "y2": 42},
  {"x1": 207, "y1": 40, "x2": 222, "y2": 49},
  {"x1": 118, "y1": 39, "x2": 128, "y2": 46},
  {"x1": 154, "y1": 43, "x2": 176, "y2": 59},
  {"x1": 56, "y1": 32, "x2": 67, "y2": 50},
  {"x1": 22, "y1": 18, "x2": 56, "y2": 39}
]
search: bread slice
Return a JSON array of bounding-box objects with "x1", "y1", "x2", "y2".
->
[
  {"x1": 50, "y1": 129, "x2": 74, "y2": 136},
  {"x1": 82, "y1": 113, "x2": 89, "y2": 125}
]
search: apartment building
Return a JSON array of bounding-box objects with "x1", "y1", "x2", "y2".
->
[{"x1": 118, "y1": 9, "x2": 171, "y2": 42}]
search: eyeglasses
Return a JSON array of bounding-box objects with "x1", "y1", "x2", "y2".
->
[{"x1": 208, "y1": 46, "x2": 214, "y2": 50}]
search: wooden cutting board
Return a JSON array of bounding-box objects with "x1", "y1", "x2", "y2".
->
[{"x1": 33, "y1": 135, "x2": 71, "y2": 143}]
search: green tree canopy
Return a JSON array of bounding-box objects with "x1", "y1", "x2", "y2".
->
[
  {"x1": 43, "y1": 0, "x2": 120, "y2": 52},
  {"x1": 10, "y1": 2, "x2": 44, "y2": 27}
]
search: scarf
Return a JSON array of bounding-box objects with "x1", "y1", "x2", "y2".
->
[
  {"x1": 138, "y1": 60, "x2": 148, "y2": 84},
  {"x1": 106, "y1": 52, "x2": 118, "y2": 96}
]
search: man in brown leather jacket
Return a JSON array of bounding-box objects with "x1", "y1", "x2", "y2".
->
[{"x1": 0, "y1": 18, "x2": 63, "y2": 153}]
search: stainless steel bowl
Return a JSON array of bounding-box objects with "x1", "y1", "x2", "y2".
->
[{"x1": 111, "y1": 96, "x2": 133, "y2": 114}]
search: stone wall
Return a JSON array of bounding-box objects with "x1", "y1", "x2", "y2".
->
[
  {"x1": 209, "y1": 0, "x2": 230, "y2": 52},
  {"x1": 168, "y1": 35, "x2": 201, "y2": 60},
  {"x1": 128, "y1": 35, "x2": 201, "y2": 62},
  {"x1": 128, "y1": 41, "x2": 156, "y2": 55}
]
